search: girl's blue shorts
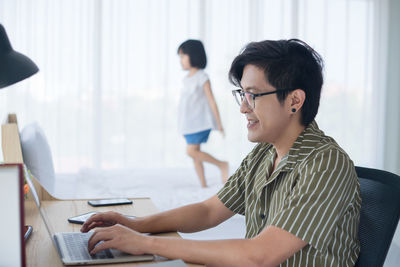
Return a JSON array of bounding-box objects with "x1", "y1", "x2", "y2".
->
[{"x1": 184, "y1": 129, "x2": 211, "y2": 144}]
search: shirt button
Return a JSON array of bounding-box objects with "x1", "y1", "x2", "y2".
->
[{"x1": 260, "y1": 214, "x2": 265, "y2": 220}]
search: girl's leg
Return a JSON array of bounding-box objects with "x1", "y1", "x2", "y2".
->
[
  {"x1": 193, "y1": 158, "x2": 207, "y2": 187},
  {"x1": 187, "y1": 144, "x2": 207, "y2": 187},
  {"x1": 187, "y1": 144, "x2": 229, "y2": 184}
]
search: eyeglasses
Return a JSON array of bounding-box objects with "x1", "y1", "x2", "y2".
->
[{"x1": 232, "y1": 88, "x2": 293, "y2": 109}]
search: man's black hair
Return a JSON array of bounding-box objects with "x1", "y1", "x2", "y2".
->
[
  {"x1": 229, "y1": 39, "x2": 324, "y2": 126},
  {"x1": 178, "y1": 39, "x2": 207, "y2": 69}
]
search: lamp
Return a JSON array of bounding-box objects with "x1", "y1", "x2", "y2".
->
[{"x1": 0, "y1": 24, "x2": 39, "y2": 89}]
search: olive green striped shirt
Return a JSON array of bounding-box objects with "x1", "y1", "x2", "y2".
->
[{"x1": 217, "y1": 121, "x2": 361, "y2": 266}]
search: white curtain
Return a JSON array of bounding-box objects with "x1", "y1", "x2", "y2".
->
[{"x1": 0, "y1": 0, "x2": 389, "y2": 173}]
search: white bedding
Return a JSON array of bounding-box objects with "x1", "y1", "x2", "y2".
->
[{"x1": 56, "y1": 167, "x2": 223, "y2": 211}]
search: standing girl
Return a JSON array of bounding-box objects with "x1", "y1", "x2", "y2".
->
[{"x1": 177, "y1": 39, "x2": 228, "y2": 187}]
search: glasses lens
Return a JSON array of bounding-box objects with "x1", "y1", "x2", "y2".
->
[
  {"x1": 244, "y1": 92, "x2": 254, "y2": 109},
  {"x1": 232, "y1": 90, "x2": 255, "y2": 109},
  {"x1": 233, "y1": 90, "x2": 242, "y2": 106}
]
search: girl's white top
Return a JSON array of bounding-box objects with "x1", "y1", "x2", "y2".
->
[{"x1": 178, "y1": 70, "x2": 218, "y2": 135}]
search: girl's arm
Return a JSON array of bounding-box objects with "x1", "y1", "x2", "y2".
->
[{"x1": 203, "y1": 80, "x2": 224, "y2": 136}]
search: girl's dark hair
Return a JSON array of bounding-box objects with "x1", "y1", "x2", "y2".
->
[
  {"x1": 229, "y1": 39, "x2": 324, "y2": 126},
  {"x1": 178, "y1": 39, "x2": 207, "y2": 69}
]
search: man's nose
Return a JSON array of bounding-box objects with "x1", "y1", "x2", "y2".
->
[{"x1": 240, "y1": 98, "x2": 252, "y2": 114}]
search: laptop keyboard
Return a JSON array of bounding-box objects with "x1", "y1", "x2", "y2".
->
[{"x1": 62, "y1": 232, "x2": 114, "y2": 261}]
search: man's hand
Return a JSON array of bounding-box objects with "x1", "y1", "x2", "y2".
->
[
  {"x1": 81, "y1": 211, "x2": 130, "y2": 233},
  {"x1": 88, "y1": 224, "x2": 148, "y2": 255}
]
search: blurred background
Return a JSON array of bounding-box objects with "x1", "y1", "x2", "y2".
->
[{"x1": 0, "y1": 0, "x2": 399, "y2": 176}]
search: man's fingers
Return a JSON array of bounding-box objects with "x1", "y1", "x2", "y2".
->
[
  {"x1": 82, "y1": 220, "x2": 102, "y2": 232},
  {"x1": 81, "y1": 212, "x2": 117, "y2": 232},
  {"x1": 90, "y1": 240, "x2": 114, "y2": 255},
  {"x1": 81, "y1": 214, "x2": 103, "y2": 230},
  {"x1": 87, "y1": 229, "x2": 114, "y2": 252},
  {"x1": 88, "y1": 221, "x2": 106, "y2": 231}
]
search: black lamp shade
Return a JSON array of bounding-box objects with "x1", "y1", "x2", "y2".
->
[{"x1": 0, "y1": 24, "x2": 39, "y2": 89}]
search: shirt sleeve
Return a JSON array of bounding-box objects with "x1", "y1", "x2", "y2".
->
[
  {"x1": 198, "y1": 71, "x2": 209, "y2": 87},
  {"x1": 270, "y1": 147, "x2": 359, "y2": 252},
  {"x1": 217, "y1": 156, "x2": 248, "y2": 215}
]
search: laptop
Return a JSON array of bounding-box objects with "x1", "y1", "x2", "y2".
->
[{"x1": 24, "y1": 166, "x2": 154, "y2": 265}]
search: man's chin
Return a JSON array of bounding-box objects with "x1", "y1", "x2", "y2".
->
[{"x1": 247, "y1": 133, "x2": 259, "y2": 143}]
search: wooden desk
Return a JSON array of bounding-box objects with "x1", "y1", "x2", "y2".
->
[{"x1": 24, "y1": 198, "x2": 202, "y2": 267}]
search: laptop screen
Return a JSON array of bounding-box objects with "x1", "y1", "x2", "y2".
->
[
  {"x1": 24, "y1": 165, "x2": 40, "y2": 208},
  {"x1": 24, "y1": 166, "x2": 55, "y2": 237}
]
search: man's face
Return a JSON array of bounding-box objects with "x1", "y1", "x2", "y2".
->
[{"x1": 240, "y1": 64, "x2": 291, "y2": 143}]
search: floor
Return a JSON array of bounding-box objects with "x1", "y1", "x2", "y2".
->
[{"x1": 51, "y1": 166, "x2": 399, "y2": 266}]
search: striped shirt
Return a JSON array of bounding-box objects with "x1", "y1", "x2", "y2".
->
[{"x1": 217, "y1": 121, "x2": 361, "y2": 266}]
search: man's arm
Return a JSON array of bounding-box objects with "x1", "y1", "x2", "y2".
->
[
  {"x1": 129, "y1": 195, "x2": 235, "y2": 233},
  {"x1": 82, "y1": 195, "x2": 235, "y2": 234},
  {"x1": 88, "y1": 223, "x2": 307, "y2": 267},
  {"x1": 144, "y1": 226, "x2": 307, "y2": 266},
  {"x1": 86, "y1": 196, "x2": 307, "y2": 266}
]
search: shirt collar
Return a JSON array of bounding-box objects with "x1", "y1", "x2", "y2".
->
[
  {"x1": 257, "y1": 121, "x2": 324, "y2": 187},
  {"x1": 278, "y1": 120, "x2": 322, "y2": 172}
]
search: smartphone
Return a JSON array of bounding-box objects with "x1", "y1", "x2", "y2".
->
[
  {"x1": 88, "y1": 198, "x2": 133, "y2": 207},
  {"x1": 68, "y1": 211, "x2": 136, "y2": 224},
  {"x1": 24, "y1": 225, "x2": 33, "y2": 241},
  {"x1": 68, "y1": 211, "x2": 98, "y2": 224}
]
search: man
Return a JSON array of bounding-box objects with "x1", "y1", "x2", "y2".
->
[{"x1": 82, "y1": 39, "x2": 361, "y2": 266}]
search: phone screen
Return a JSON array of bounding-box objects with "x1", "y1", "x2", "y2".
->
[
  {"x1": 88, "y1": 198, "x2": 133, "y2": 207},
  {"x1": 68, "y1": 211, "x2": 135, "y2": 224},
  {"x1": 68, "y1": 211, "x2": 98, "y2": 224}
]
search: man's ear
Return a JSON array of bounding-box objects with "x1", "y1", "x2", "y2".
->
[{"x1": 288, "y1": 89, "x2": 306, "y2": 112}]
